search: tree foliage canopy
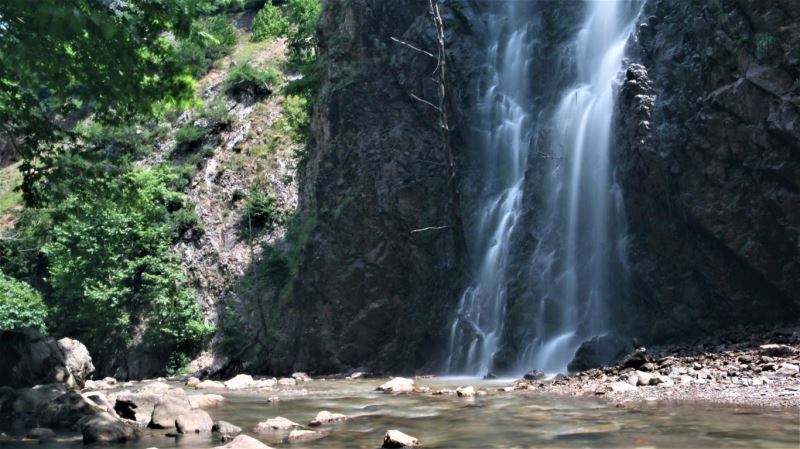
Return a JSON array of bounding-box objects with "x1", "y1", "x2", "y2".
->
[{"x1": 0, "y1": 0, "x2": 202, "y2": 203}]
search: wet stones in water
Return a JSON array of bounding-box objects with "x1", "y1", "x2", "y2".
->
[
  {"x1": 79, "y1": 412, "x2": 139, "y2": 444},
  {"x1": 188, "y1": 393, "x2": 225, "y2": 408},
  {"x1": 150, "y1": 394, "x2": 191, "y2": 429},
  {"x1": 225, "y1": 374, "x2": 255, "y2": 390},
  {"x1": 113, "y1": 391, "x2": 161, "y2": 425},
  {"x1": 285, "y1": 429, "x2": 326, "y2": 442},
  {"x1": 483, "y1": 372, "x2": 497, "y2": 380},
  {"x1": 213, "y1": 420, "x2": 242, "y2": 437},
  {"x1": 456, "y1": 386, "x2": 476, "y2": 397},
  {"x1": 309, "y1": 410, "x2": 348, "y2": 427},
  {"x1": 376, "y1": 377, "x2": 415, "y2": 394},
  {"x1": 176, "y1": 409, "x2": 214, "y2": 433},
  {"x1": 523, "y1": 370, "x2": 545, "y2": 381},
  {"x1": 254, "y1": 416, "x2": 302, "y2": 432},
  {"x1": 382, "y1": 429, "x2": 420, "y2": 448},
  {"x1": 212, "y1": 434, "x2": 275, "y2": 449},
  {"x1": 196, "y1": 380, "x2": 226, "y2": 390}
]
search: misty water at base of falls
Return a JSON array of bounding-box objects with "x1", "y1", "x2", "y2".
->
[{"x1": 446, "y1": 1, "x2": 645, "y2": 376}]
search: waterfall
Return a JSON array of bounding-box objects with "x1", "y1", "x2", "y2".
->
[{"x1": 446, "y1": 1, "x2": 643, "y2": 376}]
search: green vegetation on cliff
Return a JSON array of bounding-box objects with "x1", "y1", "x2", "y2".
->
[{"x1": 0, "y1": 272, "x2": 47, "y2": 332}]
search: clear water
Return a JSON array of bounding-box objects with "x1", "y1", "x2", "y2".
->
[{"x1": 4, "y1": 380, "x2": 798, "y2": 448}]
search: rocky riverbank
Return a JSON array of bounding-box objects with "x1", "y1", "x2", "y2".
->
[{"x1": 507, "y1": 326, "x2": 800, "y2": 408}]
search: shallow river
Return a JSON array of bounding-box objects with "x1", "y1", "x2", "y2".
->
[{"x1": 6, "y1": 378, "x2": 799, "y2": 448}]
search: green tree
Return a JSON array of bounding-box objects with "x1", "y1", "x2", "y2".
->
[
  {"x1": 251, "y1": 3, "x2": 288, "y2": 42},
  {"x1": 0, "y1": 271, "x2": 48, "y2": 332},
  {"x1": 0, "y1": 0, "x2": 202, "y2": 204},
  {"x1": 286, "y1": 0, "x2": 322, "y2": 66},
  {"x1": 33, "y1": 153, "x2": 211, "y2": 366}
]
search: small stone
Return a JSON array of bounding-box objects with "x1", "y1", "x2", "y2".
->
[
  {"x1": 382, "y1": 429, "x2": 420, "y2": 448},
  {"x1": 186, "y1": 377, "x2": 201, "y2": 388}
]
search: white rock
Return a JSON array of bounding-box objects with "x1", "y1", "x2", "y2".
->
[
  {"x1": 382, "y1": 429, "x2": 419, "y2": 448},
  {"x1": 186, "y1": 377, "x2": 201, "y2": 388},
  {"x1": 225, "y1": 374, "x2": 255, "y2": 390},
  {"x1": 376, "y1": 377, "x2": 415, "y2": 394},
  {"x1": 286, "y1": 429, "x2": 325, "y2": 442},
  {"x1": 456, "y1": 386, "x2": 476, "y2": 397},
  {"x1": 635, "y1": 371, "x2": 655, "y2": 386},
  {"x1": 188, "y1": 394, "x2": 225, "y2": 409},
  {"x1": 196, "y1": 380, "x2": 226, "y2": 390},
  {"x1": 777, "y1": 363, "x2": 799, "y2": 376},
  {"x1": 254, "y1": 416, "x2": 302, "y2": 432},
  {"x1": 309, "y1": 410, "x2": 348, "y2": 427},
  {"x1": 277, "y1": 377, "x2": 297, "y2": 387},
  {"x1": 212, "y1": 435, "x2": 275, "y2": 449},
  {"x1": 254, "y1": 378, "x2": 277, "y2": 388}
]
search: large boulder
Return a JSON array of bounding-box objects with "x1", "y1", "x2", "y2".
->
[
  {"x1": 30, "y1": 390, "x2": 102, "y2": 430},
  {"x1": 213, "y1": 420, "x2": 242, "y2": 436},
  {"x1": 176, "y1": 409, "x2": 213, "y2": 433},
  {"x1": 568, "y1": 334, "x2": 633, "y2": 372},
  {"x1": 0, "y1": 328, "x2": 94, "y2": 389},
  {"x1": 213, "y1": 435, "x2": 275, "y2": 449},
  {"x1": 150, "y1": 394, "x2": 191, "y2": 429},
  {"x1": 113, "y1": 391, "x2": 161, "y2": 426},
  {"x1": 11, "y1": 384, "x2": 67, "y2": 415},
  {"x1": 80, "y1": 412, "x2": 139, "y2": 444}
]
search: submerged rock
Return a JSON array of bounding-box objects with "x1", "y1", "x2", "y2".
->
[
  {"x1": 213, "y1": 420, "x2": 242, "y2": 436},
  {"x1": 308, "y1": 410, "x2": 348, "y2": 427},
  {"x1": 286, "y1": 429, "x2": 326, "y2": 442},
  {"x1": 188, "y1": 393, "x2": 225, "y2": 409},
  {"x1": 254, "y1": 416, "x2": 302, "y2": 432},
  {"x1": 212, "y1": 434, "x2": 275, "y2": 449},
  {"x1": 382, "y1": 429, "x2": 420, "y2": 448},
  {"x1": 80, "y1": 412, "x2": 138, "y2": 444}
]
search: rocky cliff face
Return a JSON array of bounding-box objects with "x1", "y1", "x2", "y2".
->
[
  {"x1": 250, "y1": 0, "x2": 487, "y2": 374},
  {"x1": 616, "y1": 0, "x2": 800, "y2": 342}
]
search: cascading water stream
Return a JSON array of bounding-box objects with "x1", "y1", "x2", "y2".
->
[
  {"x1": 445, "y1": 2, "x2": 535, "y2": 376},
  {"x1": 518, "y1": 0, "x2": 644, "y2": 374},
  {"x1": 446, "y1": 1, "x2": 643, "y2": 376}
]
